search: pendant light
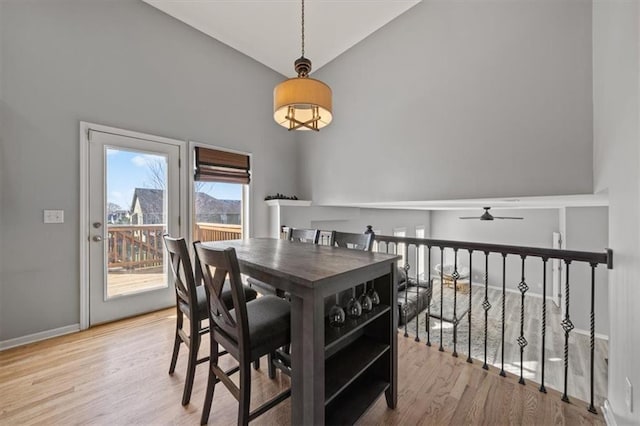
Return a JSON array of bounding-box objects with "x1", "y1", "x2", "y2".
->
[{"x1": 273, "y1": 0, "x2": 332, "y2": 131}]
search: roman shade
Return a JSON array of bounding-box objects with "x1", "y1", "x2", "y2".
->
[{"x1": 194, "y1": 147, "x2": 250, "y2": 184}]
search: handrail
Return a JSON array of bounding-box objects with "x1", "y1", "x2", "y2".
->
[
  {"x1": 374, "y1": 234, "x2": 612, "y2": 268},
  {"x1": 366, "y1": 227, "x2": 613, "y2": 414}
]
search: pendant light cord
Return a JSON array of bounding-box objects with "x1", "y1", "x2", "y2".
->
[{"x1": 301, "y1": 0, "x2": 305, "y2": 58}]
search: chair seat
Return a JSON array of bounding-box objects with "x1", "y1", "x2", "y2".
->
[
  {"x1": 181, "y1": 283, "x2": 258, "y2": 321},
  {"x1": 231, "y1": 295, "x2": 290, "y2": 359}
]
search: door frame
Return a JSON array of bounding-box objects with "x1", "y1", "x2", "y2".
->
[{"x1": 79, "y1": 122, "x2": 188, "y2": 330}]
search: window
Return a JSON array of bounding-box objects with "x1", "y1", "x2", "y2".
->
[
  {"x1": 192, "y1": 146, "x2": 249, "y2": 242},
  {"x1": 393, "y1": 227, "x2": 407, "y2": 267},
  {"x1": 416, "y1": 226, "x2": 426, "y2": 278}
]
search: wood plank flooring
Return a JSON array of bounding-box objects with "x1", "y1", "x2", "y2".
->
[
  {"x1": 0, "y1": 309, "x2": 604, "y2": 425},
  {"x1": 403, "y1": 285, "x2": 609, "y2": 408}
]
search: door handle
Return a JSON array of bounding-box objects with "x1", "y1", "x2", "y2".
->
[{"x1": 92, "y1": 235, "x2": 103, "y2": 242}]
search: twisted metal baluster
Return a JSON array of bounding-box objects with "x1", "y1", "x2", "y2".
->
[
  {"x1": 452, "y1": 249, "x2": 459, "y2": 357},
  {"x1": 482, "y1": 251, "x2": 491, "y2": 370},
  {"x1": 499, "y1": 253, "x2": 507, "y2": 377},
  {"x1": 426, "y1": 245, "x2": 432, "y2": 347},
  {"x1": 466, "y1": 249, "x2": 473, "y2": 363},
  {"x1": 439, "y1": 247, "x2": 445, "y2": 352},
  {"x1": 403, "y1": 245, "x2": 410, "y2": 338},
  {"x1": 561, "y1": 260, "x2": 574, "y2": 402},
  {"x1": 517, "y1": 255, "x2": 529, "y2": 385},
  {"x1": 415, "y1": 246, "x2": 420, "y2": 342},
  {"x1": 588, "y1": 263, "x2": 598, "y2": 414},
  {"x1": 540, "y1": 258, "x2": 548, "y2": 393}
]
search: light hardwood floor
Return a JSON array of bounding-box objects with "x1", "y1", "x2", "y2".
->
[
  {"x1": 0, "y1": 309, "x2": 603, "y2": 425},
  {"x1": 403, "y1": 286, "x2": 609, "y2": 408}
]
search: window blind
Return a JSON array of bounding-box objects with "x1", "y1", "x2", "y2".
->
[{"x1": 194, "y1": 147, "x2": 250, "y2": 184}]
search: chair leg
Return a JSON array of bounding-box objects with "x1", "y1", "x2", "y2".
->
[
  {"x1": 200, "y1": 342, "x2": 219, "y2": 425},
  {"x1": 182, "y1": 326, "x2": 201, "y2": 405},
  {"x1": 169, "y1": 333, "x2": 181, "y2": 375},
  {"x1": 169, "y1": 310, "x2": 183, "y2": 374},
  {"x1": 253, "y1": 359, "x2": 260, "y2": 370},
  {"x1": 238, "y1": 360, "x2": 252, "y2": 426},
  {"x1": 268, "y1": 352, "x2": 276, "y2": 379}
]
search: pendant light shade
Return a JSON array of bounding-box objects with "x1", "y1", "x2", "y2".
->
[
  {"x1": 273, "y1": 0, "x2": 332, "y2": 131},
  {"x1": 273, "y1": 75, "x2": 332, "y2": 131}
]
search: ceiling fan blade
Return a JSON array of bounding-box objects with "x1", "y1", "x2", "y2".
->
[
  {"x1": 494, "y1": 216, "x2": 524, "y2": 220},
  {"x1": 459, "y1": 216, "x2": 479, "y2": 219}
]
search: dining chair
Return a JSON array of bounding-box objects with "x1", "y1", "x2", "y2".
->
[
  {"x1": 332, "y1": 230, "x2": 374, "y2": 251},
  {"x1": 162, "y1": 235, "x2": 258, "y2": 406},
  {"x1": 288, "y1": 227, "x2": 320, "y2": 244},
  {"x1": 194, "y1": 243, "x2": 292, "y2": 426}
]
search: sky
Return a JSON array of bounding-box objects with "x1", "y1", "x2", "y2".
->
[{"x1": 106, "y1": 148, "x2": 241, "y2": 210}]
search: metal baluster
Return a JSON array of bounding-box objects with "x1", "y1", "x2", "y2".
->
[
  {"x1": 426, "y1": 245, "x2": 432, "y2": 347},
  {"x1": 452, "y1": 249, "x2": 459, "y2": 357},
  {"x1": 439, "y1": 247, "x2": 445, "y2": 352},
  {"x1": 467, "y1": 249, "x2": 473, "y2": 363},
  {"x1": 561, "y1": 260, "x2": 574, "y2": 402},
  {"x1": 588, "y1": 263, "x2": 598, "y2": 414},
  {"x1": 415, "y1": 245, "x2": 420, "y2": 342},
  {"x1": 540, "y1": 258, "x2": 548, "y2": 393},
  {"x1": 499, "y1": 253, "x2": 507, "y2": 377},
  {"x1": 403, "y1": 244, "x2": 410, "y2": 338},
  {"x1": 517, "y1": 256, "x2": 529, "y2": 385},
  {"x1": 482, "y1": 251, "x2": 491, "y2": 370}
]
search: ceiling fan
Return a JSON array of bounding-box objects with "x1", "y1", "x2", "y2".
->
[{"x1": 459, "y1": 207, "x2": 523, "y2": 221}]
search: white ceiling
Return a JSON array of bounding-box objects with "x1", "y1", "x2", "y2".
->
[{"x1": 143, "y1": 0, "x2": 421, "y2": 77}]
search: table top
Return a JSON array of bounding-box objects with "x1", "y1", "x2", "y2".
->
[{"x1": 201, "y1": 238, "x2": 400, "y2": 288}]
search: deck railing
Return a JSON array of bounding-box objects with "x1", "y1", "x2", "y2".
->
[
  {"x1": 372, "y1": 230, "x2": 612, "y2": 414},
  {"x1": 193, "y1": 223, "x2": 242, "y2": 242},
  {"x1": 107, "y1": 224, "x2": 165, "y2": 269},
  {"x1": 108, "y1": 223, "x2": 242, "y2": 270}
]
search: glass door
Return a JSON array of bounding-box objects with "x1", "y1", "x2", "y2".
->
[{"x1": 88, "y1": 130, "x2": 180, "y2": 325}]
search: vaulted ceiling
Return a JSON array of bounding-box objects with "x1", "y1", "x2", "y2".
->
[{"x1": 143, "y1": 0, "x2": 421, "y2": 77}]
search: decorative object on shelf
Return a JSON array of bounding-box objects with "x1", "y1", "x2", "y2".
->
[
  {"x1": 367, "y1": 282, "x2": 380, "y2": 306},
  {"x1": 264, "y1": 193, "x2": 299, "y2": 201},
  {"x1": 273, "y1": 0, "x2": 332, "y2": 131},
  {"x1": 346, "y1": 288, "x2": 363, "y2": 319},
  {"x1": 328, "y1": 294, "x2": 346, "y2": 328},
  {"x1": 358, "y1": 287, "x2": 373, "y2": 313},
  {"x1": 459, "y1": 207, "x2": 523, "y2": 221}
]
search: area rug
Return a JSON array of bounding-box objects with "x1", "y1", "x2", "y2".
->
[{"x1": 401, "y1": 283, "x2": 503, "y2": 363}]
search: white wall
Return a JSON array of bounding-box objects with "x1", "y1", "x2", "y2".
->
[
  {"x1": 0, "y1": 0, "x2": 297, "y2": 341},
  {"x1": 299, "y1": 0, "x2": 594, "y2": 204},
  {"x1": 593, "y1": 1, "x2": 640, "y2": 423}
]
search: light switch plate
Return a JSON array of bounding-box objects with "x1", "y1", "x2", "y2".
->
[{"x1": 44, "y1": 210, "x2": 64, "y2": 224}]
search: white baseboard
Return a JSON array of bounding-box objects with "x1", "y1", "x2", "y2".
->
[
  {"x1": 603, "y1": 399, "x2": 617, "y2": 426},
  {"x1": 0, "y1": 324, "x2": 80, "y2": 351}
]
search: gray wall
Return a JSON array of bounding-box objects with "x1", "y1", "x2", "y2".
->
[
  {"x1": 0, "y1": 0, "x2": 297, "y2": 341},
  {"x1": 298, "y1": 0, "x2": 594, "y2": 204},
  {"x1": 430, "y1": 208, "x2": 559, "y2": 295},
  {"x1": 593, "y1": 1, "x2": 640, "y2": 422}
]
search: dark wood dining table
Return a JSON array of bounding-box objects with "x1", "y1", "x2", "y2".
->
[{"x1": 202, "y1": 238, "x2": 400, "y2": 425}]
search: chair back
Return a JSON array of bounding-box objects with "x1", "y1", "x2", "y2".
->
[
  {"x1": 193, "y1": 243, "x2": 250, "y2": 351},
  {"x1": 163, "y1": 235, "x2": 199, "y2": 317},
  {"x1": 332, "y1": 231, "x2": 374, "y2": 251},
  {"x1": 288, "y1": 228, "x2": 320, "y2": 244}
]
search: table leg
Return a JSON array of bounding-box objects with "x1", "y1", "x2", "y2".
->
[{"x1": 290, "y1": 289, "x2": 325, "y2": 425}]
